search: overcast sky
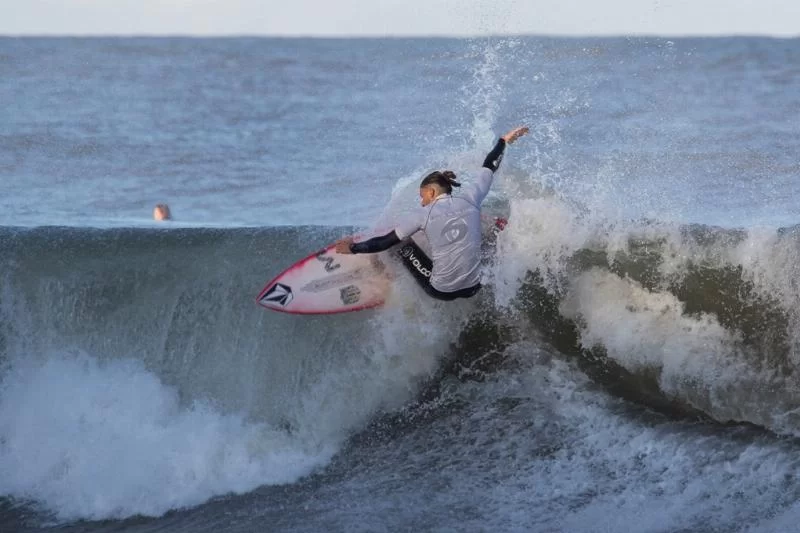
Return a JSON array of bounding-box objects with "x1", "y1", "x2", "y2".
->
[{"x1": 1, "y1": 0, "x2": 799, "y2": 37}]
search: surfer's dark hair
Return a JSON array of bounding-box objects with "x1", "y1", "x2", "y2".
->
[{"x1": 420, "y1": 170, "x2": 461, "y2": 194}]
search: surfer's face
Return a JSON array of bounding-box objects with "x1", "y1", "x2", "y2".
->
[{"x1": 419, "y1": 186, "x2": 437, "y2": 207}]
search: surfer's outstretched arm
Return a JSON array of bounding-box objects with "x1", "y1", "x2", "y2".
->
[
  {"x1": 482, "y1": 138, "x2": 506, "y2": 173},
  {"x1": 335, "y1": 210, "x2": 424, "y2": 255},
  {"x1": 467, "y1": 126, "x2": 529, "y2": 205},
  {"x1": 336, "y1": 230, "x2": 402, "y2": 255}
]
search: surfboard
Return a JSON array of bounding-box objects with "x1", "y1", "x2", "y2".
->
[
  {"x1": 256, "y1": 216, "x2": 507, "y2": 315},
  {"x1": 255, "y1": 244, "x2": 392, "y2": 314}
]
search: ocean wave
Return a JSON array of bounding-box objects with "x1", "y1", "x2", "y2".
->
[
  {"x1": 0, "y1": 224, "x2": 464, "y2": 521},
  {"x1": 3, "y1": 213, "x2": 800, "y2": 522}
]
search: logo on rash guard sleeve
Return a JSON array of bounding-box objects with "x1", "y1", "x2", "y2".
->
[{"x1": 441, "y1": 217, "x2": 468, "y2": 244}]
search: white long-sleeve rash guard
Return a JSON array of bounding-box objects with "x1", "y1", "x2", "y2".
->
[{"x1": 350, "y1": 138, "x2": 506, "y2": 293}]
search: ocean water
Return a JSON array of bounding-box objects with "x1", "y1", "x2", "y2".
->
[{"x1": 2, "y1": 36, "x2": 800, "y2": 532}]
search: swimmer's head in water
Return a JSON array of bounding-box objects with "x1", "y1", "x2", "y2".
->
[
  {"x1": 419, "y1": 170, "x2": 460, "y2": 206},
  {"x1": 153, "y1": 204, "x2": 172, "y2": 221}
]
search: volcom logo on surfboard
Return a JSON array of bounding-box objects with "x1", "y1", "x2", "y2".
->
[{"x1": 260, "y1": 283, "x2": 294, "y2": 307}]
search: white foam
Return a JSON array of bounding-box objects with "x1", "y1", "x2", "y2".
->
[
  {"x1": 729, "y1": 227, "x2": 800, "y2": 363},
  {"x1": 558, "y1": 268, "x2": 800, "y2": 430},
  {"x1": 481, "y1": 189, "x2": 800, "y2": 433},
  {"x1": 0, "y1": 353, "x2": 334, "y2": 521},
  {"x1": 561, "y1": 268, "x2": 740, "y2": 374},
  {"x1": 492, "y1": 196, "x2": 600, "y2": 305},
  {"x1": 355, "y1": 353, "x2": 800, "y2": 533}
]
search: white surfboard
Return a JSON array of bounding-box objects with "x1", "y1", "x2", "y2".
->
[{"x1": 256, "y1": 245, "x2": 393, "y2": 314}]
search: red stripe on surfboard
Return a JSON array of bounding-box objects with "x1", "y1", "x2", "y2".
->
[{"x1": 256, "y1": 300, "x2": 384, "y2": 315}]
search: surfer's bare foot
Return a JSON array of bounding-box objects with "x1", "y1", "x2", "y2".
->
[{"x1": 502, "y1": 126, "x2": 529, "y2": 144}]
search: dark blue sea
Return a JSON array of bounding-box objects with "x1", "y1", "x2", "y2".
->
[{"x1": 2, "y1": 36, "x2": 800, "y2": 532}]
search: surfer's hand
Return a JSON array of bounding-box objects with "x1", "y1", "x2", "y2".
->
[
  {"x1": 502, "y1": 126, "x2": 529, "y2": 145},
  {"x1": 335, "y1": 237, "x2": 355, "y2": 254}
]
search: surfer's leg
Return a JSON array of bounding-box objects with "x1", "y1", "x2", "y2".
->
[
  {"x1": 396, "y1": 240, "x2": 482, "y2": 302},
  {"x1": 397, "y1": 240, "x2": 434, "y2": 286},
  {"x1": 423, "y1": 283, "x2": 482, "y2": 301}
]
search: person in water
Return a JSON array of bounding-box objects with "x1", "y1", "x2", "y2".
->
[
  {"x1": 153, "y1": 203, "x2": 172, "y2": 221},
  {"x1": 335, "y1": 125, "x2": 529, "y2": 301}
]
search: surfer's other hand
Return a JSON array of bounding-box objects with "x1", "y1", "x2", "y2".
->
[
  {"x1": 501, "y1": 126, "x2": 529, "y2": 144},
  {"x1": 334, "y1": 237, "x2": 355, "y2": 254}
]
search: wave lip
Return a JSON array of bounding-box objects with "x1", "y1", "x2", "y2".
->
[{"x1": 494, "y1": 196, "x2": 800, "y2": 435}]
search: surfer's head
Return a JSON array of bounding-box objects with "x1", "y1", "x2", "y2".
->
[{"x1": 419, "y1": 170, "x2": 460, "y2": 206}]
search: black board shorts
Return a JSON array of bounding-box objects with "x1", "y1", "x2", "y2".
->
[{"x1": 396, "y1": 240, "x2": 482, "y2": 302}]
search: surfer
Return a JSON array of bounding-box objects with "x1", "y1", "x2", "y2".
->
[{"x1": 335, "y1": 125, "x2": 529, "y2": 301}]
